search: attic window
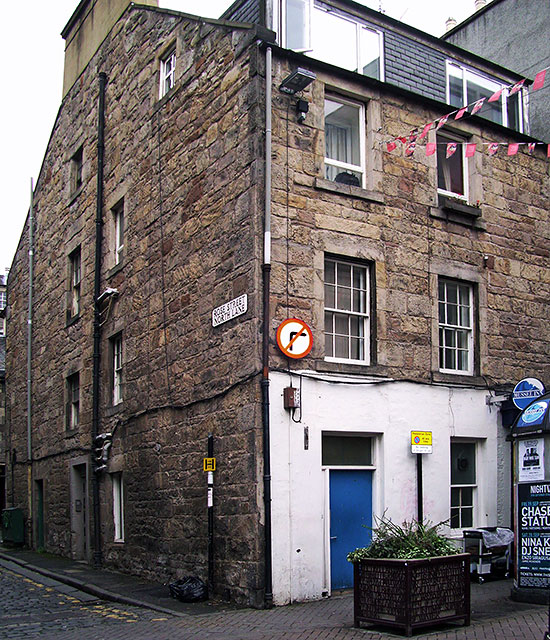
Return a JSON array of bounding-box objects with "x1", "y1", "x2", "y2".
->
[{"x1": 159, "y1": 47, "x2": 176, "y2": 98}]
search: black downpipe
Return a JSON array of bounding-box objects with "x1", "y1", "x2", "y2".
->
[
  {"x1": 262, "y1": 262, "x2": 273, "y2": 609},
  {"x1": 92, "y1": 71, "x2": 107, "y2": 568}
]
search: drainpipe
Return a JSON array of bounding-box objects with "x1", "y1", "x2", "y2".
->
[
  {"x1": 27, "y1": 178, "x2": 34, "y2": 545},
  {"x1": 91, "y1": 71, "x2": 107, "y2": 568},
  {"x1": 262, "y1": 46, "x2": 273, "y2": 609}
]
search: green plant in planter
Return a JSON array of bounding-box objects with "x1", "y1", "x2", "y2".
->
[{"x1": 347, "y1": 516, "x2": 460, "y2": 562}]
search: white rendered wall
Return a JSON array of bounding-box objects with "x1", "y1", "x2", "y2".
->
[{"x1": 269, "y1": 371, "x2": 500, "y2": 604}]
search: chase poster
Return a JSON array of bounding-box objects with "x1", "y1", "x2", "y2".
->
[{"x1": 517, "y1": 482, "x2": 550, "y2": 588}]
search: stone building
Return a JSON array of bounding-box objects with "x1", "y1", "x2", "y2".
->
[
  {"x1": 0, "y1": 272, "x2": 6, "y2": 514},
  {"x1": 444, "y1": 0, "x2": 550, "y2": 141},
  {"x1": 5, "y1": 0, "x2": 550, "y2": 606}
]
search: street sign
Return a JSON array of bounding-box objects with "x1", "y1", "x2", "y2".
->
[
  {"x1": 276, "y1": 318, "x2": 313, "y2": 359},
  {"x1": 411, "y1": 431, "x2": 432, "y2": 454},
  {"x1": 212, "y1": 294, "x2": 247, "y2": 327}
]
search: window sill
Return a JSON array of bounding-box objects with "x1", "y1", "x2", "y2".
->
[
  {"x1": 106, "y1": 402, "x2": 124, "y2": 417},
  {"x1": 432, "y1": 371, "x2": 486, "y2": 387},
  {"x1": 68, "y1": 185, "x2": 84, "y2": 205},
  {"x1": 315, "y1": 178, "x2": 384, "y2": 204},
  {"x1": 107, "y1": 261, "x2": 124, "y2": 279},
  {"x1": 317, "y1": 359, "x2": 390, "y2": 377},
  {"x1": 65, "y1": 428, "x2": 78, "y2": 438},
  {"x1": 431, "y1": 195, "x2": 486, "y2": 230},
  {"x1": 66, "y1": 314, "x2": 80, "y2": 328}
]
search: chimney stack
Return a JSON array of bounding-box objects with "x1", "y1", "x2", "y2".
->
[
  {"x1": 474, "y1": 0, "x2": 487, "y2": 10},
  {"x1": 445, "y1": 17, "x2": 458, "y2": 31}
]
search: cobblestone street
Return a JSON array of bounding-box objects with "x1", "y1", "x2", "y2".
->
[{"x1": 1, "y1": 556, "x2": 549, "y2": 640}]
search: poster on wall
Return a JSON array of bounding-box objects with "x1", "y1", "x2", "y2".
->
[
  {"x1": 517, "y1": 482, "x2": 550, "y2": 588},
  {"x1": 519, "y1": 439, "x2": 545, "y2": 481}
]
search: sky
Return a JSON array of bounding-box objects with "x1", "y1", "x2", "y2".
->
[{"x1": 0, "y1": 0, "x2": 476, "y2": 272}]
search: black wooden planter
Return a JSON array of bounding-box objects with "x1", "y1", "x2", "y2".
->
[{"x1": 353, "y1": 553, "x2": 470, "y2": 636}]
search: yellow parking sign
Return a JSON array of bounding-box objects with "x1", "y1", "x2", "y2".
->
[{"x1": 411, "y1": 431, "x2": 432, "y2": 454}]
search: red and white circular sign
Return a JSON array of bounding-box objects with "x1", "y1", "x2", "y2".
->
[{"x1": 276, "y1": 318, "x2": 313, "y2": 359}]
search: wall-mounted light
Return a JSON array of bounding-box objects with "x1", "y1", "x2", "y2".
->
[{"x1": 279, "y1": 68, "x2": 316, "y2": 94}]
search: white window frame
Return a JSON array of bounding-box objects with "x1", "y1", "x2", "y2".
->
[
  {"x1": 0, "y1": 291, "x2": 6, "y2": 308},
  {"x1": 310, "y1": 4, "x2": 384, "y2": 79},
  {"x1": 112, "y1": 472, "x2": 125, "y2": 542},
  {"x1": 69, "y1": 248, "x2": 81, "y2": 318},
  {"x1": 438, "y1": 278, "x2": 474, "y2": 375},
  {"x1": 159, "y1": 47, "x2": 176, "y2": 99},
  {"x1": 71, "y1": 146, "x2": 83, "y2": 194},
  {"x1": 113, "y1": 200, "x2": 124, "y2": 266},
  {"x1": 436, "y1": 131, "x2": 469, "y2": 201},
  {"x1": 450, "y1": 441, "x2": 477, "y2": 530},
  {"x1": 280, "y1": 0, "x2": 313, "y2": 51},
  {"x1": 112, "y1": 334, "x2": 123, "y2": 405},
  {"x1": 324, "y1": 257, "x2": 370, "y2": 364},
  {"x1": 324, "y1": 96, "x2": 366, "y2": 188},
  {"x1": 446, "y1": 61, "x2": 523, "y2": 132}
]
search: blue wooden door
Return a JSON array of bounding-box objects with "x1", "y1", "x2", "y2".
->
[{"x1": 329, "y1": 470, "x2": 373, "y2": 589}]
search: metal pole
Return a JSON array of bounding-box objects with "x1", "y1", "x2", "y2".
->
[
  {"x1": 91, "y1": 71, "x2": 107, "y2": 568},
  {"x1": 207, "y1": 433, "x2": 214, "y2": 596},
  {"x1": 416, "y1": 453, "x2": 423, "y2": 523},
  {"x1": 27, "y1": 178, "x2": 34, "y2": 544},
  {"x1": 261, "y1": 45, "x2": 273, "y2": 609}
]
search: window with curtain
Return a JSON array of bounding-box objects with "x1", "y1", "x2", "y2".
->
[
  {"x1": 324, "y1": 97, "x2": 364, "y2": 187},
  {"x1": 436, "y1": 132, "x2": 467, "y2": 199}
]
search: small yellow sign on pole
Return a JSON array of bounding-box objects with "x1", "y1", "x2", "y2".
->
[
  {"x1": 411, "y1": 431, "x2": 432, "y2": 454},
  {"x1": 203, "y1": 457, "x2": 216, "y2": 472}
]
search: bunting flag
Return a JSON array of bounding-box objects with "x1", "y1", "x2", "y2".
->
[
  {"x1": 409, "y1": 128, "x2": 418, "y2": 143},
  {"x1": 405, "y1": 142, "x2": 416, "y2": 156},
  {"x1": 465, "y1": 143, "x2": 477, "y2": 157},
  {"x1": 471, "y1": 98, "x2": 485, "y2": 115},
  {"x1": 508, "y1": 143, "x2": 519, "y2": 156},
  {"x1": 446, "y1": 143, "x2": 458, "y2": 158},
  {"x1": 387, "y1": 141, "x2": 397, "y2": 152},
  {"x1": 419, "y1": 122, "x2": 432, "y2": 139},
  {"x1": 426, "y1": 142, "x2": 436, "y2": 156},
  {"x1": 548, "y1": 144, "x2": 550, "y2": 158},
  {"x1": 533, "y1": 70, "x2": 546, "y2": 91},
  {"x1": 509, "y1": 79, "x2": 525, "y2": 95},
  {"x1": 436, "y1": 115, "x2": 450, "y2": 129},
  {"x1": 455, "y1": 107, "x2": 467, "y2": 120},
  {"x1": 488, "y1": 88, "x2": 503, "y2": 103},
  {"x1": 528, "y1": 142, "x2": 536, "y2": 154},
  {"x1": 488, "y1": 143, "x2": 499, "y2": 156}
]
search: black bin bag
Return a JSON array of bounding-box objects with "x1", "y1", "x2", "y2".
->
[{"x1": 169, "y1": 576, "x2": 208, "y2": 602}]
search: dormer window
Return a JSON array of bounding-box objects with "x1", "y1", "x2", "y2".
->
[
  {"x1": 446, "y1": 62, "x2": 523, "y2": 132},
  {"x1": 279, "y1": 1, "x2": 383, "y2": 81}
]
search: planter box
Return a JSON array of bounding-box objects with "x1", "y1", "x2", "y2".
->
[{"x1": 353, "y1": 554, "x2": 470, "y2": 636}]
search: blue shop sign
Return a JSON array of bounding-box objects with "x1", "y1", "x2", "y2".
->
[
  {"x1": 513, "y1": 378, "x2": 546, "y2": 410},
  {"x1": 512, "y1": 393, "x2": 550, "y2": 436}
]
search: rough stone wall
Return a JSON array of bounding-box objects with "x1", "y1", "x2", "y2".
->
[
  {"x1": 7, "y1": 7, "x2": 266, "y2": 606},
  {"x1": 268, "y1": 57, "x2": 550, "y2": 388}
]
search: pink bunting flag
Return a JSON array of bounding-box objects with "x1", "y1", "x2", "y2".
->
[
  {"x1": 436, "y1": 115, "x2": 450, "y2": 129},
  {"x1": 509, "y1": 79, "x2": 525, "y2": 95},
  {"x1": 488, "y1": 143, "x2": 499, "y2": 156},
  {"x1": 528, "y1": 143, "x2": 536, "y2": 154},
  {"x1": 533, "y1": 70, "x2": 546, "y2": 92},
  {"x1": 419, "y1": 122, "x2": 433, "y2": 140},
  {"x1": 507, "y1": 143, "x2": 519, "y2": 156},
  {"x1": 398, "y1": 136, "x2": 407, "y2": 144},
  {"x1": 446, "y1": 143, "x2": 458, "y2": 158},
  {"x1": 455, "y1": 107, "x2": 467, "y2": 120},
  {"x1": 387, "y1": 141, "x2": 397, "y2": 152},
  {"x1": 471, "y1": 99, "x2": 485, "y2": 115},
  {"x1": 488, "y1": 89, "x2": 503, "y2": 103},
  {"x1": 425, "y1": 142, "x2": 436, "y2": 156},
  {"x1": 405, "y1": 142, "x2": 416, "y2": 157},
  {"x1": 465, "y1": 143, "x2": 477, "y2": 157},
  {"x1": 409, "y1": 129, "x2": 418, "y2": 143},
  {"x1": 547, "y1": 144, "x2": 550, "y2": 158}
]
